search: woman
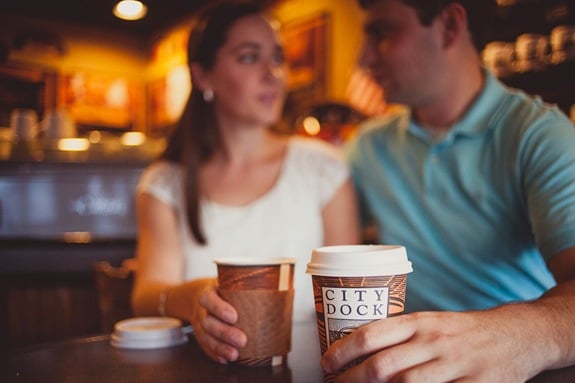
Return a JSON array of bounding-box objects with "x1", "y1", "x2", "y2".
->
[{"x1": 131, "y1": 1, "x2": 360, "y2": 364}]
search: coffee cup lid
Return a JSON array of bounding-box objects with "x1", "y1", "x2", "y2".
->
[
  {"x1": 214, "y1": 257, "x2": 295, "y2": 266},
  {"x1": 306, "y1": 245, "x2": 412, "y2": 277},
  {"x1": 111, "y1": 317, "x2": 189, "y2": 349}
]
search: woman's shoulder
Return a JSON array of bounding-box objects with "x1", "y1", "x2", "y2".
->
[
  {"x1": 138, "y1": 160, "x2": 184, "y2": 191},
  {"x1": 287, "y1": 135, "x2": 345, "y2": 163},
  {"x1": 284, "y1": 136, "x2": 349, "y2": 184},
  {"x1": 282, "y1": 136, "x2": 350, "y2": 206}
]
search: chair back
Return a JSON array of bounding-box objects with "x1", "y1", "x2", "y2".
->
[{"x1": 92, "y1": 260, "x2": 135, "y2": 333}]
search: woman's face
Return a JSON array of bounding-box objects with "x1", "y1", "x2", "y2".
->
[{"x1": 206, "y1": 14, "x2": 287, "y2": 127}]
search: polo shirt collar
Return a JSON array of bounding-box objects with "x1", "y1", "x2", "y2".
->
[
  {"x1": 407, "y1": 69, "x2": 506, "y2": 140},
  {"x1": 451, "y1": 69, "x2": 506, "y2": 137}
]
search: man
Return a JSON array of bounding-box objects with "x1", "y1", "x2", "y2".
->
[{"x1": 321, "y1": 0, "x2": 575, "y2": 381}]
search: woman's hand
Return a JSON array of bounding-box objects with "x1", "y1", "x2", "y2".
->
[{"x1": 193, "y1": 285, "x2": 248, "y2": 364}]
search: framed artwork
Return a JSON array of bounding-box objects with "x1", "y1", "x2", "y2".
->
[
  {"x1": 283, "y1": 12, "x2": 329, "y2": 93},
  {"x1": 148, "y1": 76, "x2": 171, "y2": 135},
  {"x1": 58, "y1": 72, "x2": 144, "y2": 131},
  {"x1": 147, "y1": 64, "x2": 191, "y2": 136},
  {"x1": 282, "y1": 12, "x2": 330, "y2": 118}
]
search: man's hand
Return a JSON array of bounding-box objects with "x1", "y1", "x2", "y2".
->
[{"x1": 321, "y1": 308, "x2": 548, "y2": 383}]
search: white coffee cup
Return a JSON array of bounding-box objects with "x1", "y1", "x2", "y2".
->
[
  {"x1": 306, "y1": 246, "x2": 412, "y2": 342},
  {"x1": 307, "y1": 245, "x2": 413, "y2": 383}
]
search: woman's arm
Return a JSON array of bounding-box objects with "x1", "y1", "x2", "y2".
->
[
  {"x1": 322, "y1": 178, "x2": 361, "y2": 245},
  {"x1": 131, "y1": 192, "x2": 246, "y2": 364},
  {"x1": 131, "y1": 192, "x2": 183, "y2": 316}
]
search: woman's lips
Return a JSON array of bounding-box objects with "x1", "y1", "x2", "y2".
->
[{"x1": 259, "y1": 92, "x2": 281, "y2": 106}]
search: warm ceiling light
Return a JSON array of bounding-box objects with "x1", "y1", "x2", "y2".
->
[{"x1": 113, "y1": 0, "x2": 148, "y2": 21}]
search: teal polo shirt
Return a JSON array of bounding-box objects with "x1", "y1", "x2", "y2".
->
[{"x1": 347, "y1": 70, "x2": 575, "y2": 312}]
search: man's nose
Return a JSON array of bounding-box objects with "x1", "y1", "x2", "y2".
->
[{"x1": 358, "y1": 41, "x2": 375, "y2": 74}]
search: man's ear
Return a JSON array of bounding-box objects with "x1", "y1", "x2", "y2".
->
[
  {"x1": 190, "y1": 62, "x2": 211, "y2": 91},
  {"x1": 439, "y1": 2, "x2": 466, "y2": 48}
]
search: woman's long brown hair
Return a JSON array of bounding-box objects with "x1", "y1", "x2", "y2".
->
[{"x1": 160, "y1": 1, "x2": 267, "y2": 245}]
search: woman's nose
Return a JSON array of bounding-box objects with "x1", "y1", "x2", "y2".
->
[{"x1": 264, "y1": 63, "x2": 285, "y2": 82}]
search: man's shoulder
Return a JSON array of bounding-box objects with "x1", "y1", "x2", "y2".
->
[
  {"x1": 288, "y1": 135, "x2": 344, "y2": 160},
  {"x1": 497, "y1": 81, "x2": 570, "y2": 123},
  {"x1": 344, "y1": 106, "x2": 408, "y2": 161},
  {"x1": 490, "y1": 88, "x2": 573, "y2": 142},
  {"x1": 355, "y1": 105, "x2": 408, "y2": 140}
]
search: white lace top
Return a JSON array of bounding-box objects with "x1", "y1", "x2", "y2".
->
[{"x1": 136, "y1": 136, "x2": 350, "y2": 322}]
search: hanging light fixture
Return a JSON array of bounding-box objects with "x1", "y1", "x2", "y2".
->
[{"x1": 113, "y1": 0, "x2": 148, "y2": 21}]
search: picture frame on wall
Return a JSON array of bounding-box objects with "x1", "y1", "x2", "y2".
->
[
  {"x1": 147, "y1": 64, "x2": 190, "y2": 137},
  {"x1": 58, "y1": 71, "x2": 144, "y2": 133},
  {"x1": 282, "y1": 12, "x2": 330, "y2": 124}
]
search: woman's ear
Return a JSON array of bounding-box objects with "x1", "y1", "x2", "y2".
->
[{"x1": 190, "y1": 62, "x2": 211, "y2": 91}]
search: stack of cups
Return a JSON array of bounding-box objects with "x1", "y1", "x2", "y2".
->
[
  {"x1": 41, "y1": 109, "x2": 77, "y2": 140},
  {"x1": 306, "y1": 245, "x2": 413, "y2": 383},
  {"x1": 215, "y1": 257, "x2": 295, "y2": 367},
  {"x1": 10, "y1": 108, "x2": 39, "y2": 142},
  {"x1": 482, "y1": 41, "x2": 515, "y2": 78},
  {"x1": 550, "y1": 25, "x2": 575, "y2": 64},
  {"x1": 514, "y1": 33, "x2": 549, "y2": 72}
]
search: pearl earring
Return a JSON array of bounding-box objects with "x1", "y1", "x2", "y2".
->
[{"x1": 203, "y1": 89, "x2": 214, "y2": 103}]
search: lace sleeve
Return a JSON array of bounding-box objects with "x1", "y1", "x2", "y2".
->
[
  {"x1": 136, "y1": 161, "x2": 183, "y2": 208},
  {"x1": 292, "y1": 137, "x2": 350, "y2": 208}
]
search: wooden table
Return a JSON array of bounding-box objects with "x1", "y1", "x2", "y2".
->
[{"x1": 2, "y1": 322, "x2": 574, "y2": 382}]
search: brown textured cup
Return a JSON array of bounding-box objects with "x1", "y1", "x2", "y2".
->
[
  {"x1": 306, "y1": 245, "x2": 413, "y2": 383},
  {"x1": 215, "y1": 257, "x2": 295, "y2": 367}
]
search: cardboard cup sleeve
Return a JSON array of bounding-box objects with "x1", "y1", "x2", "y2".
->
[{"x1": 219, "y1": 288, "x2": 294, "y2": 360}]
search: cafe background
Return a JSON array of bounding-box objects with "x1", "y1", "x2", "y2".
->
[{"x1": 1, "y1": 0, "x2": 574, "y2": 350}]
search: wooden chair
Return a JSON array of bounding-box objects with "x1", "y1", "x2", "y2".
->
[{"x1": 92, "y1": 260, "x2": 135, "y2": 333}]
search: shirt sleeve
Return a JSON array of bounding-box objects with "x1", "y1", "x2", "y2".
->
[
  {"x1": 521, "y1": 110, "x2": 575, "y2": 261},
  {"x1": 136, "y1": 161, "x2": 183, "y2": 208},
  {"x1": 292, "y1": 137, "x2": 351, "y2": 208}
]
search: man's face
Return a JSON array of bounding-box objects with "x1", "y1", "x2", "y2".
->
[{"x1": 358, "y1": 0, "x2": 446, "y2": 106}]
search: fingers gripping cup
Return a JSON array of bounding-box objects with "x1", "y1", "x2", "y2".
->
[
  {"x1": 306, "y1": 245, "x2": 413, "y2": 382},
  {"x1": 215, "y1": 257, "x2": 295, "y2": 367}
]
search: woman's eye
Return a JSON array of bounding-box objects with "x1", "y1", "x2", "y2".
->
[
  {"x1": 273, "y1": 51, "x2": 285, "y2": 65},
  {"x1": 238, "y1": 52, "x2": 258, "y2": 63}
]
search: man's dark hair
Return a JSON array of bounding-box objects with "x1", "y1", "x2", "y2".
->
[{"x1": 358, "y1": 0, "x2": 498, "y2": 50}]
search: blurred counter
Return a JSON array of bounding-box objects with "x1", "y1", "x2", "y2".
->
[
  {"x1": 0, "y1": 128, "x2": 165, "y2": 163},
  {"x1": 0, "y1": 131, "x2": 164, "y2": 348}
]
